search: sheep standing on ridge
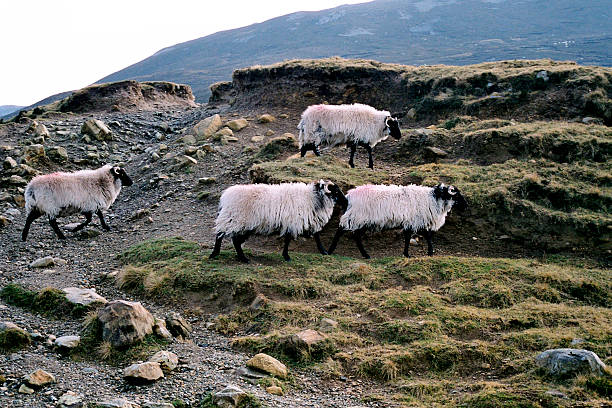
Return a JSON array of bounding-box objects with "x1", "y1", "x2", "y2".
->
[
  {"x1": 297, "y1": 103, "x2": 402, "y2": 169},
  {"x1": 210, "y1": 180, "x2": 347, "y2": 263},
  {"x1": 327, "y1": 183, "x2": 467, "y2": 258},
  {"x1": 22, "y1": 165, "x2": 133, "y2": 241}
]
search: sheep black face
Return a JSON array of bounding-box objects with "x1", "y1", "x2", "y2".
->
[
  {"x1": 433, "y1": 184, "x2": 468, "y2": 212},
  {"x1": 385, "y1": 117, "x2": 402, "y2": 140},
  {"x1": 111, "y1": 166, "x2": 133, "y2": 187},
  {"x1": 316, "y1": 180, "x2": 348, "y2": 210}
]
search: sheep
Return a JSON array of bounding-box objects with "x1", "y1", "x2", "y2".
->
[
  {"x1": 21, "y1": 165, "x2": 133, "y2": 241},
  {"x1": 327, "y1": 183, "x2": 467, "y2": 258},
  {"x1": 297, "y1": 103, "x2": 402, "y2": 169},
  {"x1": 209, "y1": 180, "x2": 347, "y2": 263}
]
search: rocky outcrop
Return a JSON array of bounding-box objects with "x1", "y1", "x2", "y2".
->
[
  {"x1": 97, "y1": 300, "x2": 155, "y2": 347},
  {"x1": 58, "y1": 80, "x2": 197, "y2": 113}
]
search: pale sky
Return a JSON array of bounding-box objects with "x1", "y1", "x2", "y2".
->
[{"x1": 0, "y1": 0, "x2": 368, "y2": 107}]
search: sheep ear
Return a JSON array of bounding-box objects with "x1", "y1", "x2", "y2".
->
[{"x1": 449, "y1": 185, "x2": 457, "y2": 195}]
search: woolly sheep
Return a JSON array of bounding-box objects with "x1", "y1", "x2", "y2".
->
[
  {"x1": 297, "y1": 103, "x2": 402, "y2": 169},
  {"x1": 327, "y1": 183, "x2": 467, "y2": 258},
  {"x1": 209, "y1": 180, "x2": 347, "y2": 262},
  {"x1": 21, "y1": 165, "x2": 133, "y2": 241}
]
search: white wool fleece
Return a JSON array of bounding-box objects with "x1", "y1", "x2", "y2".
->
[
  {"x1": 340, "y1": 184, "x2": 454, "y2": 232},
  {"x1": 25, "y1": 165, "x2": 122, "y2": 218},
  {"x1": 215, "y1": 182, "x2": 335, "y2": 239},
  {"x1": 298, "y1": 103, "x2": 390, "y2": 148}
]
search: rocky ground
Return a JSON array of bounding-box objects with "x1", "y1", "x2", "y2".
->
[{"x1": 0, "y1": 102, "x2": 398, "y2": 408}]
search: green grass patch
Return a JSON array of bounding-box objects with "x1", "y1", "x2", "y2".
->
[
  {"x1": 0, "y1": 284, "x2": 89, "y2": 318},
  {"x1": 0, "y1": 328, "x2": 31, "y2": 353},
  {"x1": 117, "y1": 237, "x2": 612, "y2": 406}
]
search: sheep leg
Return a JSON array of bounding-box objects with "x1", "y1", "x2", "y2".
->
[
  {"x1": 22, "y1": 209, "x2": 42, "y2": 242},
  {"x1": 424, "y1": 230, "x2": 434, "y2": 256},
  {"x1": 209, "y1": 232, "x2": 224, "y2": 259},
  {"x1": 48, "y1": 217, "x2": 66, "y2": 239},
  {"x1": 354, "y1": 228, "x2": 370, "y2": 259},
  {"x1": 327, "y1": 227, "x2": 345, "y2": 255},
  {"x1": 69, "y1": 212, "x2": 93, "y2": 232},
  {"x1": 232, "y1": 234, "x2": 249, "y2": 263},
  {"x1": 300, "y1": 145, "x2": 309, "y2": 157},
  {"x1": 348, "y1": 142, "x2": 357, "y2": 168},
  {"x1": 96, "y1": 210, "x2": 111, "y2": 231},
  {"x1": 313, "y1": 232, "x2": 328, "y2": 255},
  {"x1": 363, "y1": 143, "x2": 374, "y2": 169},
  {"x1": 403, "y1": 228, "x2": 413, "y2": 258},
  {"x1": 312, "y1": 145, "x2": 321, "y2": 156},
  {"x1": 282, "y1": 234, "x2": 292, "y2": 262}
]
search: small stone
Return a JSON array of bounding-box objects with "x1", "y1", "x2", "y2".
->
[
  {"x1": 545, "y1": 390, "x2": 568, "y2": 399},
  {"x1": 182, "y1": 134, "x2": 196, "y2": 145},
  {"x1": 63, "y1": 287, "x2": 107, "y2": 306},
  {"x1": 165, "y1": 312, "x2": 192, "y2": 339},
  {"x1": 535, "y1": 348, "x2": 607, "y2": 377},
  {"x1": 214, "y1": 127, "x2": 234, "y2": 138},
  {"x1": 194, "y1": 114, "x2": 222, "y2": 140},
  {"x1": 123, "y1": 362, "x2": 164, "y2": 383},
  {"x1": 184, "y1": 146, "x2": 198, "y2": 156},
  {"x1": 57, "y1": 391, "x2": 84, "y2": 407},
  {"x1": 498, "y1": 235, "x2": 510, "y2": 240},
  {"x1": 251, "y1": 136, "x2": 265, "y2": 143},
  {"x1": 536, "y1": 70, "x2": 549, "y2": 81},
  {"x1": 3, "y1": 156, "x2": 17, "y2": 170},
  {"x1": 30, "y1": 256, "x2": 55, "y2": 268},
  {"x1": 149, "y1": 350, "x2": 178, "y2": 371},
  {"x1": 94, "y1": 398, "x2": 140, "y2": 408},
  {"x1": 226, "y1": 118, "x2": 248, "y2": 132},
  {"x1": 9, "y1": 175, "x2": 28, "y2": 185},
  {"x1": 423, "y1": 146, "x2": 448, "y2": 158},
  {"x1": 235, "y1": 366, "x2": 268, "y2": 380},
  {"x1": 319, "y1": 318, "x2": 338, "y2": 333},
  {"x1": 153, "y1": 318, "x2": 172, "y2": 340},
  {"x1": 266, "y1": 385, "x2": 283, "y2": 396},
  {"x1": 247, "y1": 353, "x2": 288, "y2": 379},
  {"x1": 265, "y1": 129, "x2": 275, "y2": 136},
  {"x1": 195, "y1": 149, "x2": 207, "y2": 160},
  {"x1": 582, "y1": 116, "x2": 602, "y2": 125},
  {"x1": 292, "y1": 329, "x2": 327, "y2": 347},
  {"x1": 406, "y1": 107, "x2": 417, "y2": 120},
  {"x1": 18, "y1": 384, "x2": 34, "y2": 394},
  {"x1": 23, "y1": 368, "x2": 55, "y2": 388},
  {"x1": 81, "y1": 119, "x2": 112, "y2": 141},
  {"x1": 198, "y1": 177, "x2": 216, "y2": 185},
  {"x1": 222, "y1": 135, "x2": 239, "y2": 144},
  {"x1": 46, "y1": 146, "x2": 68, "y2": 163},
  {"x1": 213, "y1": 385, "x2": 248, "y2": 407},
  {"x1": 54, "y1": 335, "x2": 80, "y2": 350},
  {"x1": 142, "y1": 403, "x2": 173, "y2": 408},
  {"x1": 257, "y1": 114, "x2": 276, "y2": 123},
  {"x1": 174, "y1": 155, "x2": 197, "y2": 168}
]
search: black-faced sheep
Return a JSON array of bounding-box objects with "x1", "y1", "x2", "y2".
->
[
  {"x1": 327, "y1": 183, "x2": 467, "y2": 258},
  {"x1": 22, "y1": 165, "x2": 133, "y2": 241},
  {"x1": 297, "y1": 103, "x2": 402, "y2": 169},
  {"x1": 209, "y1": 180, "x2": 347, "y2": 262}
]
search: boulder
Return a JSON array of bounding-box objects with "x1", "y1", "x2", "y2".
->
[
  {"x1": 22, "y1": 144, "x2": 46, "y2": 164},
  {"x1": 54, "y1": 335, "x2": 81, "y2": 351},
  {"x1": 193, "y1": 114, "x2": 222, "y2": 140},
  {"x1": 257, "y1": 114, "x2": 276, "y2": 123},
  {"x1": 149, "y1": 350, "x2": 178, "y2": 371},
  {"x1": 62, "y1": 287, "x2": 107, "y2": 306},
  {"x1": 214, "y1": 127, "x2": 234, "y2": 138},
  {"x1": 58, "y1": 391, "x2": 84, "y2": 408},
  {"x1": 27, "y1": 121, "x2": 50, "y2": 139},
  {"x1": 0, "y1": 321, "x2": 31, "y2": 351},
  {"x1": 81, "y1": 119, "x2": 112, "y2": 141},
  {"x1": 165, "y1": 312, "x2": 192, "y2": 339},
  {"x1": 30, "y1": 256, "x2": 56, "y2": 268},
  {"x1": 246, "y1": 353, "x2": 288, "y2": 379},
  {"x1": 290, "y1": 329, "x2": 327, "y2": 348},
  {"x1": 213, "y1": 385, "x2": 248, "y2": 408},
  {"x1": 266, "y1": 385, "x2": 283, "y2": 396},
  {"x1": 536, "y1": 348, "x2": 607, "y2": 377},
  {"x1": 46, "y1": 146, "x2": 68, "y2": 163},
  {"x1": 23, "y1": 368, "x2": 55, "y2": 388},
  {"x1": 97, "y1": 300, "x2": 154, "y2": 347},
  {"x1": 123, "y1": 361, "x2": 164, "y2": 383},
  {"x1": 226, "y1": 118, "x2": 248, "y2": 132}
]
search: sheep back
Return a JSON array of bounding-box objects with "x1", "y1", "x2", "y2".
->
[
  {"x1": 25, "y1": 165, "x2": 122, "y2": 218},
  {"x1": 298, "y1": 103, "x2": 390, "y2": 148},
  {"x1": 215, "y1": 183, "x2": 335, "y2": 238},
  {"x1": 340, "y1": 184, "x2": 453, "y2": 232}
]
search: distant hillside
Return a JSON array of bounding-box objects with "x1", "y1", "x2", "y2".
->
[
  {"x1": 0, "y1": 105, "x2": 23, "y2": 118},
  {"x1": 97, "y1": 0, "x2": 612, "y2": 102},
  {"x1": 0, "y1": 91, "x2": 73, "y2": 120}
]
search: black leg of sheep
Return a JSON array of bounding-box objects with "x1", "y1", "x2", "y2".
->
[
  {"x1": 313, "y1": 232, "x2": 328, "y2": 255},
  {"x1": 327, "y1": 227, "x2": 345, "y2": 255},
  {"x1": 282, "y1": 234, "x2": 292, "y2": 262},
  {"x1": 48, "y1": 217, "x2": 66, "y2": 239},
  {"x1": 232, "y1": 234, "x2": 249, "y2": 263},
  {"x1": 348, "y1": 142, "x2": 357, "y2": 168},
  {"x1": 424, "y1": 230, "x2": 435, "y2": 256},
  {"x1": 354, "y1": 228, "x2": 370, "y2": 259},
  {"x1": 209, "y1": 233, "x2": 224, "y2": 259},
  {"x1": 403, "y1": 228, "x2": 413, "y2": 257},
  {"x1": 69, "y1": 212, "x2": 93, "y2": 232},
  {"x1": 96, "y1": 210, "x2": 111, "y2": 231},
  {"x1": 21, "y1": 209, "x2": 42, "y2": 242}
]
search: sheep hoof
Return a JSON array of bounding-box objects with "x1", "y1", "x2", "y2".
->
[
  {"x1": 283, "y1": 255, "x2": 291, "y2": 262},
  {"x1": 320, "y1": 250, "x2": 329, "y2": 256},
  {"x1": 362, "y1": 254, "x2": 371, "y2": 259},
  {"x1": 237, "y1": 256, "x2": 250, "y2": 263}
]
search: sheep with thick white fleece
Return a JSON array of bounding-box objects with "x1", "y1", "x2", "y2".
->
[
  {"x1": 327, "y1": 183, "x2": 467, "y2": 258},
  {"x1": 22, "y1": 165, "x2": 133, "y2": 241},
  {"x1": 210, "y1": 180, "x2": 347, "y2": 262},
  {"x1": 297, "y1": 103, "x2": 402, "y2": 169}
]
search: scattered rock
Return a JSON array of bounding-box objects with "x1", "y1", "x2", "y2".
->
[
  {"x1": 30, "y1": 256, "x2": 56, "y2": 268},
  {"x1": 46, "y1": 146, "x2": 69, "y2": 163},
  {"x1": 319, "y1": 318, "x2": 338, "y2": 333},
  {"x1": 582, "y1": 116, "x2": 602, "y2": 125},
  {"x1": 98, "y1": 300, "x2": 155, "y2": 347},
  {"x1": 63, "y1": 287, "x2": 107, "y2": 306},
  {"x1": 94, "y1": 398, "x2": 140, "y2": 408},
  {"x1": 406, "y1": 107, "x2": 417, "y2": 120},
  {"x1": 22, "y1": 144, "x2": 46, "y2": 164},
  {"x1": 265, "y1": 129, "x2": 275, "y2": 136},
  {"x1": 153, "y1": 318, "x2": 172, "y2": 340},
  {"x1": 249, "y1": 294, "x2": 269, "y2": 312},
  {"x1": 174, "y1": 155, "x2": 197, "y2": 168},
  {"x1": 235, "y1": 366, "x2": 268, "y2": 380},
  {"x1": 214, "y1": 127, "x2": 234, "y2": 138},
  {"x1": 165, "y1": 312, "x2": 192, "y2": 339},
  {"x1": 81, "y1": 119, "x2": 112, "y2": 141},
  {"x1": 54, "y1": 335, "x2": 81, "y2": 351},
  {"x1": 291, "y1": 329, "x2": 327, "y2": 348},
  {"x1": 198, "y1": 177, "x2": 216, "y2": 185},
  {"x1": 149, "y1": 350, "x2": 179, "y2": 371},
  {"x1": 545, "y1": 390, "x2": 568, "y2": 399},
  {"x1": 194, "y1": 114, "x2": 222, "y2": 140},
  {"x1": 8, "y1": 175, "x2": 27, "y2": 186},
  {"x1": 423, "y1": 146, "x2": 448, "y2": 159},
  {"x1": 57, "y1": 391, "x2": 84, "y2": 408},
  {"x1": 23, "y1": 368, "x2": 55, "y2": 388},
  {"x1": 535, "y1": 348, "x2": 607, "y2": 377},
  {"x1": 258, "y1": 114, "x2": 276, "y2": 123},
  {"x1": 123, "y1": 361, "x2": 164, "y2": 383},
  {"x1": 0, "y1": 322, "x2": 31, "y2": 351},
  {"x1": 222, "y1": 135, "x2": 239, "y2": 144},
  {"x1": 131, "y1": 208, "x2": 151, "y2": 220},
  {"x1": 251, "y1": 136, "x2": 265, "y2": 143},
  {"x1": 246, "y1": 353, "x2": 288, "y2": 379},
  {"x1": 27, "y1": 121, "x2": 50, "y2": 139},
  {"x1": 182, "y1": 134, "x2": 196, "y2": 145},
  {"x1": 266, "y1": 385, "x2": 283, "y2": 396},
  {"x1": 18, "y1": 384, "x2": 34, "y2": 394},
  {"x1": 141, "y1": 403, "x2": 173, "y2": 408},
  {"x1": 3, "y1": 156, "x2": 17, "y2": 170},
  {"x1": 213, "y1": 385, "x2": 248, "y2": 407},
  {"x1": 226, "y1": 118, "x2": 248, "y2": 132}
]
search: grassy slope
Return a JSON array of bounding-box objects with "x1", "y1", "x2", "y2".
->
[{"x1": 117, "y1": 237, "x2": 612, "y2": 407}]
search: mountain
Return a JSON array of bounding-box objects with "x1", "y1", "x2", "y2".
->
[
  {"x1": 0, "y1": 91, "x2": 73, "y2": 120},
  {"x1": 97, "y1": 0, "x2": 612, "y2": 102},
  {"x1": 0, "y1": 105, "x2": 23, "y2": 118}
]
